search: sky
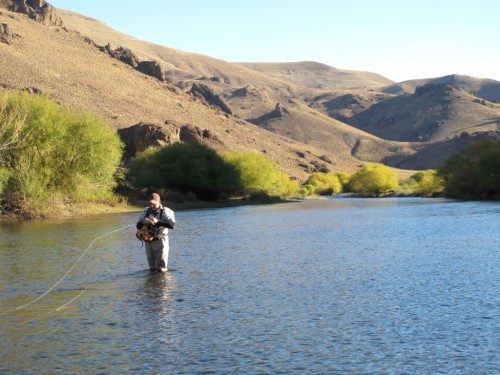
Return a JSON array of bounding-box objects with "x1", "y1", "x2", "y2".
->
[{"x1": 48, "y1": 0, "x2": 500, "y2": 83}]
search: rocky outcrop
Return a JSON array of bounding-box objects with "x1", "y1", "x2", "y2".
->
[
  {"x1": 188, "y1": 83, "x2": 233, "y2": 115},
  {"x1": 118, "y1": 121, "x2": 224, "y2": 158},
  {"x1": 136, "y1": 60, "x2": 164, "y2": 82},
  {"x1": 415, "y1": 83, "x2": 461, "y2": 99},
  {"x1": 195, "y1": 75, "x2": 228, "y2": 84},
  {"x1": 179, "y1": 124, "x2": 221, "y2": 145},
  {"x1": 309, "y1": 160, "x2": 330, "y2": 173},
  {"x1": 249, "y1": 102, "x2": 290, "y2": 125},
  {"x1": 0, "y1": 0, "x2": 63, "y2": 26},
  {"x1": 273, "y1": 102, "x2": 290, "y2": 117},
  {"x1": 82, "y1": 41, "x2": 165, "y2": 81},
  {"x1": 101, "y1": 44, "x2": 164, "y2": 81},
  {"x1": 101, "y1": 44, "x2": 139, "y2": 67},
  {"x1": 117, "y1": 121, "x2": 180, "y2": 157}
]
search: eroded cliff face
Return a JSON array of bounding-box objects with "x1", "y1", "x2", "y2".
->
[{"x1": 0, "y1": 0, "x2": 63, "y2": 26}]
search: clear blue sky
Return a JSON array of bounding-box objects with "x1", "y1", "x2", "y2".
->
[{"x1": 49, "y1": 0, "x2": 500, "y2": 82}]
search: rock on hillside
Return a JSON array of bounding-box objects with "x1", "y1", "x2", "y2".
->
[
  {"x1": 307, "y1": 91, "x2": 394, "y2": 122},
  {"x1": 186, "y1": 82, "x2": 233, "y2": 115},
  {"x1": 0, "y1": 0, "x2": 62, "y2": 25},
  {"x1": 118, "y1": 122, "x2": 180, "y2": 158}
]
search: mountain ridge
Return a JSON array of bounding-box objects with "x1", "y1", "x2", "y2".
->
[
  {"x1": 1, "y1": 1, "x2": 499, "y2": 179},
  {"x1": 348, "y1": 83, "x2": 500, "y2": 142}
]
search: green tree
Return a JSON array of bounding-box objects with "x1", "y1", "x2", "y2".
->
[
  {"x1": 302, "y1": 172, "x2": 342, "y2": 195},
  {"x1": 223, "y1": 150, "x2": 299, "y2": 198},
  {"x1": 439, "y1": 139, "x2": 500, "y2": 199},
  {"x1": 334, "y1": 171, "x2": 351, "y2": 189},
  {"x1": 348, "y1": 163, "x2": 399, "y2": 197},
  {"x1": 130, "y1": 142, "x2": 241, "y2": 201},
  {"x1": 0, "y1": 167, "x2": 10, "y2": 196},
  {"x1": 410, "y1": 170, "x2": 444, "y2": 197},
  {"x1": 0, "y1": 91, "x2": 123, "y2": 216}
]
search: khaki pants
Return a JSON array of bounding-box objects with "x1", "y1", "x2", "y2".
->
[{"x1": 144, "y1": 237, "x2": 169, "y2": 271}]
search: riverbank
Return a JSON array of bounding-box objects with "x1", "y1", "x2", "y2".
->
[
  {"x1": 0, "y1": 195, "x2": 299, "y2": 222},
  {"x1": 0, "y1": 201, "x2": 138, "y2": 222}
]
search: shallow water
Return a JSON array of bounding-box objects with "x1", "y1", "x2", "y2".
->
[{"x1": 1, "y1": 197, "x2": 499, "y2": 374}]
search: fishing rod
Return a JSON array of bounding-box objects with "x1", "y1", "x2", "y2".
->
[{"x1": 0, "y1": 224, "x2": 132, "y2": 316}]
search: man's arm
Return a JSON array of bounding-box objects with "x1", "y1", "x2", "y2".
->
[{"x1": 157, "y1": 208, "x2": 175, "y2": 229}]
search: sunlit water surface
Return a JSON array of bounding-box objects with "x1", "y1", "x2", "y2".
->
[{"x1": 1, "y1": 197, "x2": 499, "y2": 374}]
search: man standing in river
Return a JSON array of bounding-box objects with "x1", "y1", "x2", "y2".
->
[{"x1": 136, "y1": 193, "x2": 176, "y2": 272}]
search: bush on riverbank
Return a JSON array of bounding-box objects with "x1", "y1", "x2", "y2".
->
[
  {"x1": 301, "y1": 168, "x2": 445, "y2": 198},
  {"x1": 347, "y1": 163, "x2": 399, "y2": 197},
  {"x1": 223, "y1": 151, "x2": 299, "y2": 199},
  {"x1": 129, "y1": 144, "x2": 299, "y2": 201},
  {"x1": 0, "y1": 91, "x2": 123, "y2": 218},
  {"x1": 130, "y1": 143, "x2": 241, "y2": 201},
  {"x1": 301, "y1": 172, "x2": 343, "y2": 195},
  {"x1": 398, "y1": 170, "x2": 445, "y2": 197},
  {"x1": 438, "y1": 139, "x2": 500, "y2": 200}
]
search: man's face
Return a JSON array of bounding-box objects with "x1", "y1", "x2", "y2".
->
[{"x1": 149, "y1": 201, "x2": 160, "y2": 209}]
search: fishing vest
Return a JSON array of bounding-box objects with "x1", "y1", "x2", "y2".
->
[{"x1": 136, "y1": 206, "x2": 169, "y2": 241}]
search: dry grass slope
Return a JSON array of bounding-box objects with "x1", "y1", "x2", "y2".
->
[{"x1": 0, "y1": 8, "x2": 366, "y2": 181}]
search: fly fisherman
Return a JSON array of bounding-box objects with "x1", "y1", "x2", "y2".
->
[{"x1": 136, "y1": 193, "x2": 175, "y2": 272}]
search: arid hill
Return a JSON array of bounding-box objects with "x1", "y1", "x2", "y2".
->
[
  {"x1": 383, "y1": 74, "x2": 500, "y2": 103},
  {"x1": 56, "y1": 6, "x2": 500, "y2": 170},
  {"x1": 237, "y1": 61, "x2": 394, "y2": 91},
  {"x1": 348, "y1": 83, "x2": 500, "y2": 142},
  {"x1": 1, "y1": 5, "x2": 369, "y2": 181},
  {"x1": 2, "y1": 1, "x2": 500, "y2": 178},
  {"x1": 52, "y1": 7, "x2": 423, "y2": 170}
]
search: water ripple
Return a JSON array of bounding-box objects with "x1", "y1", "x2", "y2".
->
[{"x1": 1, "y1": 198, "x2": 499, "y2": 374}]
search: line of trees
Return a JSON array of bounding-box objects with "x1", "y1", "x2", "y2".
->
[
  {"x1": 130, "y1": 144, "x2": 299, "y2": 201},
  {"x1": 129, "y1": 141, "x2": 499, "y2": 201},
  {"x1": 1, "y1": 90, "x2": 499, "y2": 219},
  {"x1": 129, "y1": 144, "x2": 446, "y2": 200}
]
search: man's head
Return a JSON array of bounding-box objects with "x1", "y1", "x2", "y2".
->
[{"x1": 148, "y1": 193, "x2": 161, "y2": 208}]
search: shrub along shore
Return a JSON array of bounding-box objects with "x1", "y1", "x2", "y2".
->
[{"x1": 1, "y1": 91, "x2": 499, "y2": 220}]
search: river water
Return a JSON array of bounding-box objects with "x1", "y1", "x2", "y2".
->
[{"x1": 0, "y1": 197, "x2": 499, "y2": 374}]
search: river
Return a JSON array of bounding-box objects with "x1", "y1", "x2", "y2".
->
[{"x1": 1, "y1": 197, "x2": 499, "y2": 374}]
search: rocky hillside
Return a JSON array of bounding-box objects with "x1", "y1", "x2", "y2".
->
[
  {"x1": 383, "y1": 74, "x2": 500, "y2": 103},
  {"x1": 1, "y1": 7, "x2": 369, "y2": 182},
  {"x1": 2, "y1": 1, "x2": 500, "y2": 178},
  {"x1": 348, "y1": 83, "x2": 500, "y2": 142},
  {"x1": 52, "y1": 7, "x2": 424, "y2": 170}
]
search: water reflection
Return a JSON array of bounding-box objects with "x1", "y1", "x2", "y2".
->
[{"x1": 141, "y1": 270, "x2": 176, "y2": 313}]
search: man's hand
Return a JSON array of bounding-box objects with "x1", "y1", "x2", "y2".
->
[{"x1": 144, "y1": 217, "x2": 158, "y2": 225}]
